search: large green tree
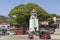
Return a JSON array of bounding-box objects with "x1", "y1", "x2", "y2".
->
[{"x1": 9, "y1": 3, "x2": 52, "y2": 27}]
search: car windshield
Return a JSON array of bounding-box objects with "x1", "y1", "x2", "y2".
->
[
  {"x1": 44, "y1": 32, "x2": 49, "y2": 34},
  {"x1": 40, "y1": 31, "x2": 50, "y2": 34}
]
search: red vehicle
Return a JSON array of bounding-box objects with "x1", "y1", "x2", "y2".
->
[
  {"x1": 15, "y1": 28, "x2": 24, "y2": 35},
  {"x1": 10, "y1": 28, "x2": 25, "y2": 35},
  {"x1": 39, "y1": 31, "x2": 51, "y2": 39}
]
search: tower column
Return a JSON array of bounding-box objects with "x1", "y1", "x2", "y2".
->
[{"x1": 29, "y1": 9, "x2": 39, "y2": 32}]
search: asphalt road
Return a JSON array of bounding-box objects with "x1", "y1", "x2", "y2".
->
[{"x1": 0, "y1": 34, "x2": 60, "y2": 40}]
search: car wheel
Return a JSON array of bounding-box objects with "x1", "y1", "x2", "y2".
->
[{"x1": 48, "y1": 37, "x2": 51, "y2": 39}]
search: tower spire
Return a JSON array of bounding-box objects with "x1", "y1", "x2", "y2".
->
[{"x1": 31, "y1": 9, "x2": 36, "y2": 13}]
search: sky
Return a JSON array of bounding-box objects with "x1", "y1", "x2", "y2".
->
[{"x1": 0, "y1": 0, "x2": 60, "y2": 16}]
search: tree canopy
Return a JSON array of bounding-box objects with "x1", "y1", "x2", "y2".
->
[{"x1": 9, "y1": 3, "x2": 52, "y2": 26}]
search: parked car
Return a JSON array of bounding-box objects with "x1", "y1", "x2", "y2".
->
[
  {"x1": 9, "y1": 31, "x2": 15, "y2": 35},
  {"x1": 7, "y1": 30, "x2": 15, "y2": 35},
  {"x1": 0, "y1": 30, "x2": 2, "y2": 35},
  {"x1": 1, "y1": 29, "x2": 7, "y2": 35},
  {"x1": 40, "y1": 28, "x2": 49, "y2": 33},
  {"x1": 7, "y1": 30, "x2": 10, "y2": 34},
  {"x1": 39, "y1": 31, "x2": 51, "y2": 39},
  {"x1": 10, "y1": 28, "x2": 25, "y2": 35},
  {"x1": 49, "y1": 28, "x2": 55, "y2": 34}
]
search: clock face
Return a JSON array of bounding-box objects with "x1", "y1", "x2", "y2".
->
[
  {"x1": 30, "y1": 13, "x2": 37, "y2": 19},
  {"x1": 31, "y1": 13, "x2": 37, "y2": 17}
]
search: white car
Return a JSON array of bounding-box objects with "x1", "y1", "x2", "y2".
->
[
  {"x1": 0, "y1": 30, "x2": 2, "y2": 35},
  {"x1": 9, "y1": 31, "x2": 15, "y2": 35},
  {"x1": 49, "y1": 28, "x2": 54, "y2": 34},
  {"x1": 7, "y1": 30, "x2": 15, "y2": 35}
]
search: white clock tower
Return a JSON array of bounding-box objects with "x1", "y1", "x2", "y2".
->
[{"x1": 29, "y1": 9, "x2": 39, "y2": 32}]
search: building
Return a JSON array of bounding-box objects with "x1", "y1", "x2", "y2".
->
[
  {"x1": 53, "y1": 17, "x2": 60, "y2": 29},
  {"x1": 0, "y1": 22, "x2": 10, "y2": 30}
]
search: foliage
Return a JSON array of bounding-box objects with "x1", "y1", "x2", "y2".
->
[{"x1": 9, "y1": 3, "x2": 53, "y2": 27}]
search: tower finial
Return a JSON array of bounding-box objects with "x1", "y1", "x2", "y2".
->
[{"x1": 31, "y1": 9, "x2": 36, "y2": 13}]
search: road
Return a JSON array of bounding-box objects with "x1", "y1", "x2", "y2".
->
[{"x1": 0, "y1": 34, "x2": 60, "y2": 40}]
